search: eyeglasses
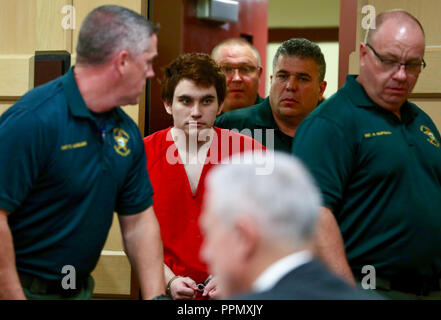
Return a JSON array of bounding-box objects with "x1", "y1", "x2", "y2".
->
[
  {"x1": 220, "y1": 64, "x2": 260, "y2": 77},
  {"x1": 365, "y1": 43, "x2": 426, "y2": 75}
]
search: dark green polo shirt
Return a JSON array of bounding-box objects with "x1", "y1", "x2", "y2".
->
[
  {"x1": 215, "y1": 97, "x2": 293, "y2": 152},
  {"x1": 0, "y1": 67, "x2": 153, "y2": 281},
  {"x1": 292, "y1": 75, "x2": 441, "y2": 278},
  {"x1": 255, "y1": 94, "x2": 264, "y2": 105}
]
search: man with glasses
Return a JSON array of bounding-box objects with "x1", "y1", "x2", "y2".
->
[
  {"x1": 211, "y1": 38, "x2": 263, "y2": 113},
  {"x1": 215, "y1": 38, "x2": 327, "y2": 153},
  {"x1": 293, "y1": 10, "x2": 441, "y2": 299}
]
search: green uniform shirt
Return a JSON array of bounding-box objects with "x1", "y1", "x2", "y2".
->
[
  {"x1": 215, "y1": 97, "x2": 293, "y2": 152},
  {"x1": 292, "y1": 75, "x2": 441, "y2": 278},
  {"x1": 255, "y1": 94, "x2": 264, "y2": 105},
  {"x1": 0, "y1": 67, "x2": 153, "y2": 281}
]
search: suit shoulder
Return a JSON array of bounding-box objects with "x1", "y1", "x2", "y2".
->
[
  {"x1": 289, "y1": 260, "x2": 378, "y2": 300},
  {"x1": 234, "y1": 260, "x2": 379, "y2": 300}
]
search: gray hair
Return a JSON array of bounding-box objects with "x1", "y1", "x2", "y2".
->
[
  {"x1": 76, "y1": 5, "x2": 157, "y2": 65},
  {"x1": 204, "y1": 151, "x2": 322, "y2": 247},
  {"x1": 273, "y1": 38, "x2": 326, "y2": 82},
  {"x1": 211, "y1": 38, "x2": 261, "y2": 67}
]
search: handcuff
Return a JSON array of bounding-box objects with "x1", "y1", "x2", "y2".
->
[
  {"x1": 167, "y1": 274, "x2": 213, "y2": 298},
  {"x1": 196, "y1": 275, "x2": 213, "y2": 292}
]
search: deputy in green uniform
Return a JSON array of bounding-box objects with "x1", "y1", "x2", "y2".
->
[
  {"x1": 292, "y1": 10, "x2": 441, "y2": 299},
  {"x1": 0, "y1": 6, "x2": 165, "y2": 300},
  {"x1": 215, "y1": 38, "x2": 327, "y2": 153}
]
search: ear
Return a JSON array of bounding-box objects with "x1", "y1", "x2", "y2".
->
[
  {"x1": 257, "y1": 66, "x2": 263, "y2": 79},
  {"x1": 234, "y1": 216, "x2": 260, "y2": 261},
  {"x1": 216, "y1": 101, "x2": 225, "y2": 116},
  {"x1": 270, "y1": 74, "x2": 273, "y2": 86},
  {"x1": 114, "y1": 50, "x2": 131, "y2": 76},
  {"x1": 359, "y1": 43, "x2": 368, "y2": 66},
  {"x1": 318, "y1": 81, "x2": 327, "y2": 100},
  {"x1": 164, "y1": 100, "x2": 173, "y2": 115}
]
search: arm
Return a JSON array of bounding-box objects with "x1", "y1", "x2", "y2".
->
[
  {"x1": 313, "y1": 207, "x2": 355, "y2": 285},
  {"x1": 118, "y1": 206, "x2": 165, "y2": 299},
  {"x1": 293, "y1": 118, "x2": 355, "y2": 285},
  {"x1": 164, "y1": 263, "x2": 198, "y2": 300},
  {"x1": 0, "y1": 209, "x2": 26, "y2": 299}
]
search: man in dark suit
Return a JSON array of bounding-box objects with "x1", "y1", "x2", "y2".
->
[{"x1": 199, "y1": 151, "x2": 377, "y2": 299}]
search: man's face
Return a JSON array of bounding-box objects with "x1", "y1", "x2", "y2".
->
[
  {"x1": 121, "y1": 34, "x2": 158, "y2": 105},
  {"x1": 164, "y1": 79, "x2": 222, "y2": 138},
  {"x1": 269, "y1": 55, "x2": 326, "y2": 123},
  {"x1": 358, "y1": 18, "x2": 425, "y2": 112},
  {"x1": 200, "y1": 197, "x2": 245, "y2": 298},
  {"x1": 214, "y1": 44, "x2": 262, "y2": 111}
]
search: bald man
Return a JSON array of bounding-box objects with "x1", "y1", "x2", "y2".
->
[
  {"x1": 293, "y1": 10, "x2": 441, "y2": 300},
  {"x1": 211, "y1": 38, "x2": 263, "y2": 112}
]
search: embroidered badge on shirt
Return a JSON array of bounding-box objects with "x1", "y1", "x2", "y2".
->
[
  {"x1": 363, "y1": 131, "x2": 392, "y2": 139},
  {"x1": 113, "y1": 128, "x2": 131, "y2": 156},
  {"x1": 60, "y1": 141, "x2": 88, "y2": 151},
  {"x1": 420, "y1": 125, "x2": 440, "y2": 147}
]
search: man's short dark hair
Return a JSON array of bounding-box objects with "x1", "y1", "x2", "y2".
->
[
  {"x1": 76, "y1": 5, "x2": 157, "y2": 65},
  {"x1": 161, "y1": 53, "x2": 226, "y2": 106},
  {"x1": 273, "y1": 38, "x2": 326, "y2": 82}
]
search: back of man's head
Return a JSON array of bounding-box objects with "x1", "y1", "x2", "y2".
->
[
  {"x1": 161, "y1": 53, "x2": 226, "y2": 106},
  {"x1": 205, "y1": 151, "x2": 321, "y2": 248},
  {"x1": 273, "y1": 38, "x2": 326, "y2": 82},
  {"x1": 76, "y1": 5, "x2": 157, "y2": 65}
]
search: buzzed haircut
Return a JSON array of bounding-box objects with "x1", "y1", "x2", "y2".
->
[
  {"x1": 364, "y1": 9, "x2": 425, "y2": 44},
  {"x1": 273, "y1": 38, "x2": 326, "y2": 82},
  {"x1": 76, "y1": 5, "x2": 157, "y2": 65},
  {"x1": 211, "y1": 38, "x2": 261, "y2": 66},
  {"x1": 161, "y1": 53, "x2": 226, "y2": 106}
]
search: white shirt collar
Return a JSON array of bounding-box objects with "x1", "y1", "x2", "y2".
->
[{"x1": 252, "y1": 250, "x2": 313, "y2": 293}]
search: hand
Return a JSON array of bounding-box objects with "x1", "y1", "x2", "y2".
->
[
  {"x1": 170, "y1": 276, "x2": 198, "y2": 300},
  {"x1": 202, "y1": 276, "x2": 221, "y2": 300}
]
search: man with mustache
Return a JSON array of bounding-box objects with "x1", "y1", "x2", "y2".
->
[
  {"x1": 293, "y1": 10, "x2": 441, "y2": 299},
  {"x1": 143, "y1": 53, "x2": 265, "y2": 300},
  {"x1": 215, "y1": 38, "x2": 327, "y2": 153}
]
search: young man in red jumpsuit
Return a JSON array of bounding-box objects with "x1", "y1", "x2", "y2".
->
[{"x1": 144, "y1": 53, "x2": 265, "y2": 300}]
